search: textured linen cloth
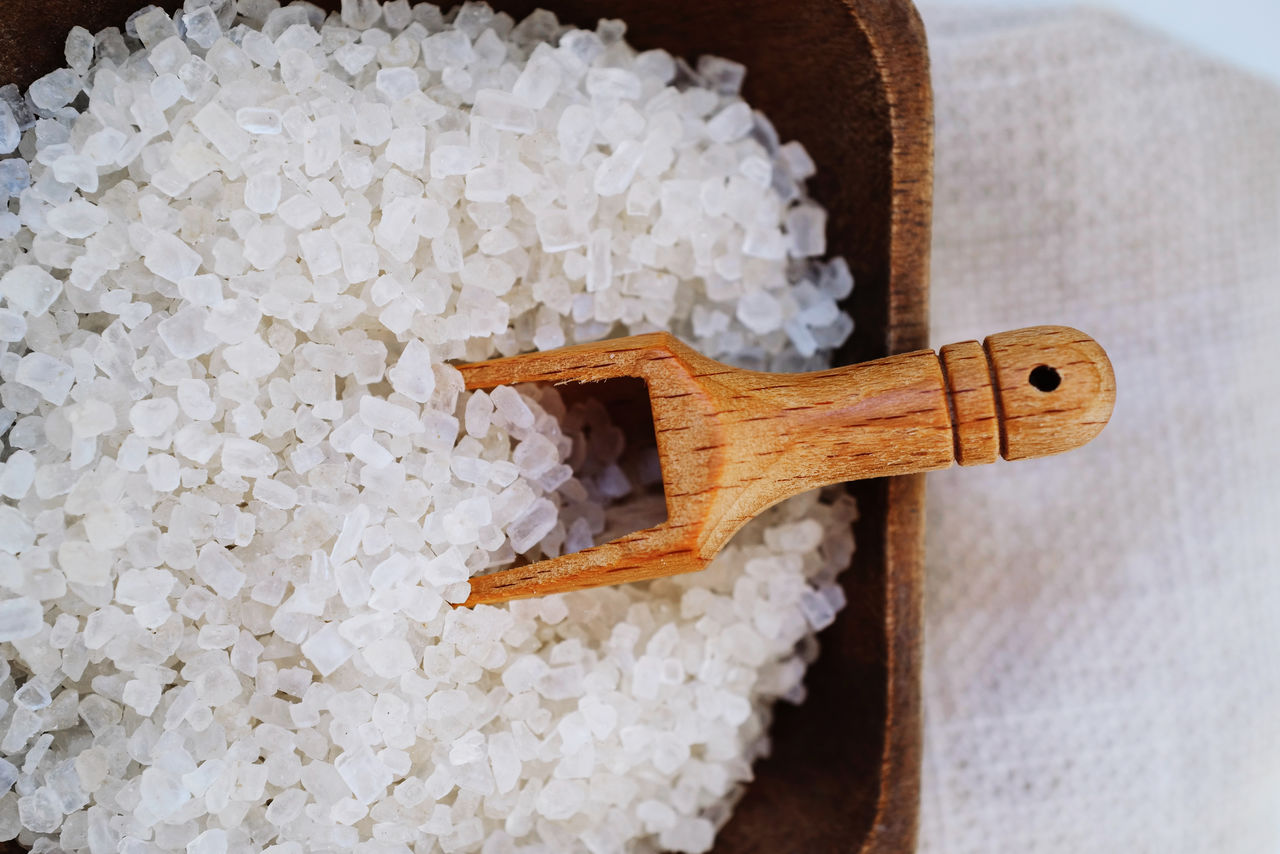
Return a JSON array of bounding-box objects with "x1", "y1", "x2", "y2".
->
[{"x1": 914, "y1": 6, "x2": 1280, "y2": 852}]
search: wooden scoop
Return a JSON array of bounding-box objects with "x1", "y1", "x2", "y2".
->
[{"x1": 459, "y1": 326, "x2": 1114, "y2": 606}]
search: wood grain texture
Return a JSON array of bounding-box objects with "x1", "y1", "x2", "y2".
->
[
  {"x1": 0, "y1": 1, "x2": 936, "y2": 853},
  {"x1": 985, "y1": 326, "x2": 1116, "y2": 461},
  {"x1": 460, "y1": 327, "x2": 1112, "y2": 605},
  {"x1": 940, "y1": 340, "x2": 1001, "y2": 465}
]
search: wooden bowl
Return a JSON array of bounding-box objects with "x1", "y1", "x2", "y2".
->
[{"x1": 0, "y1": 2, "x2": 932, "y2": 851}]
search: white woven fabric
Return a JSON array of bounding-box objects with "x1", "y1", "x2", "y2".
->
[{"x1": 915, "y1": 6, "x2": 1280, "y2": 852}]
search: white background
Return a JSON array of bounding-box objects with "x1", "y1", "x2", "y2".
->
[{"x1": 920, "y1": 0, "x2": 1280, "y2": 84}]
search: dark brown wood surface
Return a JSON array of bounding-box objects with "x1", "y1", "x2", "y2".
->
[{"x1": 0, "y1": 1, "x2": 935, "y2": 852}]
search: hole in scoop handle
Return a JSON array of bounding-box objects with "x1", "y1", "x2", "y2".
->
[{"x1": 941, "y1": 326, "x2": 1115, "y2": 464}]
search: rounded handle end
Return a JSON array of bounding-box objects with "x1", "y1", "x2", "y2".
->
[{"x1": 982, "y1": 326, "x2": 1115, "y2": 461}]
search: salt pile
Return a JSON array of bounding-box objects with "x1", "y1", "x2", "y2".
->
[{"x1": 0, "y1": 1, "x2": 857, "y2": 851}]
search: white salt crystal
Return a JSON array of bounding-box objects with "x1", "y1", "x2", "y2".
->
[
  {"x1": 196, "y1": 544, "x2": 246, "y2": 598},
  {"x1": 133, "y1": 6, "x2": 176, "y2": 46},
  {"x1": 46, "y1": 198, "x2": 107, "y2": 239},
  {"x1": 0, "y1": 451, "x2": 35, "y2": 500},
  {"x1": 376, "y1": 67, "x2": 419, "y2": 100},
  {"x1": 194, "y1": 664, "x2": 243, "y2": 705},
  {"x1": 799, "y1": 587, "x2": 838, "y2": 630},
  {"x1": 637, "y1": 799, "x2": 677, "y2": 832},
  {"x1": 278, "y1": 48, "x2": 318, "y2": 93},
  {"x1": 2, "y1": 706, "x2": 40, "y2": 753},
  {"x1": 192, "y1": 101, "x2": 250, "y2": 160},
  {"x1": 82, "y1": 126, "x2": 127, "y2": 165},
  {"x1": 174, "y1": 379, "x2": 215, "y2": 422},
  {"x1": 63, "y1": 25, "x2": 95, "y2": 72},
  {"x1": 244, "y1": 171, "x2": 282, "y2": 214},
  {"x1": 786, "y1": 204, "x2": 827, "y2": 257},
  {"x1": 144, "y1": 232, "x2": 202, "y2": 283},
  {"x1": 740, "y1": 154, "x2": 773, "y2": 187},
  {"x1": 0, "y1": 266, "x2": 61, "y2": 316},
  {"x1": 58, "y1": 540, "x2": 110, "y2": 586},
  {"x1": 51, "y1": 153, "x2": 99, "y2": 192},
  {"x1": 430, "y1": 145, "x2": 477, "y2": 179},
  {"x1": 331, "y1": 504, "x2": 370, "y2": 564},
  {"x1": 362, "y1": 637, "x2": 416, "y2": 677},
  {"x1": 0, "y1": 309, "x2": 24, "y2": 342},
  {"x1": 335, "y1": 745, "x2": 393, "y2": 805},
  {"x1": 240, "y1": 29, "x2": 279, "y2": 67},
  {"x1": 564, "y1": 517, "x2": 593, "y2": 553},
  {"x1": 465, "y1": 164, "x2": 514, "y2": 204},
  {"x1": 426, "y1": 688, "x2": 469, "y2": 722},
  {"x1": 352, "y1": 434, "x2": 393, "y2": 468},
  {"x1": 28, "y1": 68, "x2": 80, "y2": 111},
  {"x1": 16, "y1": 352, "x2": 75, "y2": 405},
  {"x1": 149, "y1": 36, "x2": 190, "y2": 75},
  {"x1": 513, "y1": 434, "x2": 558, "y2": 477},
  {"x1": 536, "y1": 210, "x2": 586, "y2": 253},
  {"x1": 196, "y1": 624, "x2": 237, "y2": 649},
  {"x1": 305, "y1": 116, "x2": 341, "y2": 175},
  {"x1": 535, "y1": 779, "x2": 585, "y2": 820},
  {"x1": 243, "y1": 222, "x2": 287, "y2": 269},
  {"x1": 358, "y1": 397, "x2": 417, "y2": 436},
  {"x1": 173, "y1": 276, "x2": 220, "y2": 309},
  {"x1": 586, "y1": 67, "x2": 642, "y2": 100},
  {"x1": 382, "y1": 0, "x2": 413, "y2": 28},
  {"x1": 235, "y1": 107, "x2": 282, "y2": 135},
  {"x1": 122, "y1": 678, "x2": 161, "y2": 715},
  {"x1": 158, "y1": 306, "x2": 218, "y2": 358},
  {"x1": 707, "y1": 102, "x2": 754, "y2": 143},
  {"x1": 13, "y1": 681, "x2": 50, "y2": 711},
  {"x1": 264, "y1": 788, "x2": 307, "y2": 826},
  {"x1": 221, "y1": 437, "x2": 278, "y2": 479},
  {"x1": 508, "y1": 498, "x2": 557, "y2": 553},
  {"x1": 385, "y1": 125, "x2": 426, "y2": 171},
  {"x1": 490, "y1": 386, "x2": 534, "y2": 430},
  {"x1": 697, "y1": 55, "x2": 747, "y2": 94},
  {"x1": 17, "y1": 787, "x2": 63, "y2": 833},
  {"x1": 0, "y1": 104, "x2": 18, "y2": 155},
  {"x1": 767, "y1": 519, "x2": 825, "y2": 553},
  {"x1": 301, "y1": 623, "x2": 354, "y2": 676},
  {"x1": 187, "y1": 828, "x2": 227, "y2": 854},
  {"x1": 298, "y1": 229, "x2": 342, "y2": 276},
  {"x1": 422, "y1": 27, "x2": 473, "y2": 68},
  {"x1": 0, "y1": 158, "x2": 27, "y2": 196},
  {"x1": 473, "y1": 89, "x2": 536, "y2": 134},
  {"x1": 432, "y1": 228, "x2": 463, "y2": 273},
  {"x1": 736, "y1": 290, "x2": 783, "y2": 334},
  {"x1": 18, "y1": 737, "x2": 49, "y2": 778},
  {"x1": 465, "y1": 391, "x2": 494, "y2": 438},
  {"x1": 512, "y1": 54, "x2": 561, "y2": 108},
  {"x1": 278, "y1": 193, "x2": 322, "y2": 230},
  {"x1": 130, "y1": 398, "x2": 179, "y2": 437},
  {"x1": 779, "y1": 139, "x2": 817, "y2": 179},
  {"x1": 139, "y1": 766, "x2": 191, "y2": 820},
  {"x1": 182, "y1": 7, "x2": 222, "y2": 49},
  {"x1": 385, "y1": 340, "x2": 436, "y2": 403},
  {"x1": 786, "y1": 317, "x2": 819, "y2": 358},
  {"x1": 660, "y1": 817, "x2": 716, "y2": 854},
  {"x1": 586, "y1": 229, "x2": 613, "y2": 292},
  {"x1": 557, "y1": 104, "x2": 595, "y2": 164},
  {"x1": 594, "y1": 140, "x2": 644, "y2": 196},
  {"x1": 367, "y1": 554, "x2": 409, "y2": 590},
  {"x1": 422, "y1": 548, "x2": 469, "y2": 586}
]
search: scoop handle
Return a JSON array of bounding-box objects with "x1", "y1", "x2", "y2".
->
[
  {"x1": 716, "y1": 325, "x2": 1115, "y2": 505},
  {"x1": 939, "y1": 326, "x2": 1116, "y2": 464}
]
